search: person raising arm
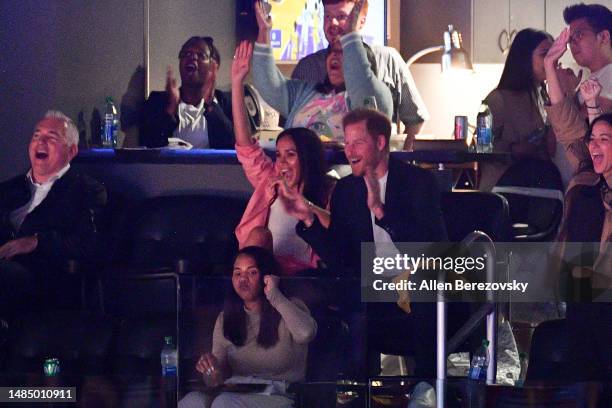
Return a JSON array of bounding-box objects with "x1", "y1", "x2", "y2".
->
[
  {"x1": 251, "y1": 0, "x2": 393, "y2": 143},
  {"x1": 232, "y1": 40, "x2": 333, "y2": 275}
]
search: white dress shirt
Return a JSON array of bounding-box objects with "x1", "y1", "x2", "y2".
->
[
  {"x1": 173, "y1": 99, "x2": 211, "y2": 148},
  {"x1": 9, "y1": 164, "x2": 71, "y2": 231}
]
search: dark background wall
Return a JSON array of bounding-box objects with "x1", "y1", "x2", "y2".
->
[{"x1": 0, "y1": 0, "x2": 235, "y2": 181}]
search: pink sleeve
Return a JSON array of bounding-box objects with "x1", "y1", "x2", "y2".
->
[{"x1": 235, "y1": 142, "x2": 276, "y2": 188}]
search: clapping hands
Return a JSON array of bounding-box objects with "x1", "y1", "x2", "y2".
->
[
  {"x1": 364, "y1": 168, "x2": 384, "y2": 219},
  {"x1": 165, "y1": 66, "x2": 180, "y2": 116},
  {"x1": 272, "y1": 177, "x2": 314, "y2": 224}
]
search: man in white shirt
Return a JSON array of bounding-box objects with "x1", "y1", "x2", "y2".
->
[
  {"x1": 563, "y1": 4, "x2": 612, "y2": 105},
  {"x1": 0, "y1": 111, "x2": 106, "y2": 314},
  {"x1": 279, "y1": 108, "x2": 446, "y2": 379}
]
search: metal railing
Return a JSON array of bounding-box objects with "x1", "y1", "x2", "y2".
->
[{"x1": 436, "y1": 230, "x2": 499, "y2": 408}]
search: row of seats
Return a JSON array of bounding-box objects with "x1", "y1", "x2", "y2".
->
[
  {"x1": 105, "y1": 190, "x2": 512, "y2": 272},
  {"x1": 2, "y1": 188, "x2": 512, "y2": 361},
  {"x1": 0, "y1": 183, "x2": 583, "y2": 406},
  {"x1": 1, "y1": 309, "x2": 580, "y2": 406}
]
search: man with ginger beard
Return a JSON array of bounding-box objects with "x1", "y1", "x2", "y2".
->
[
  {"x1": 277, "y1": 108, "x2": 447, "y2": 379},
  {"x1": 0, "y1": 111, "x2": 106, "y2": 315},
  {"x1": 140, "y1": 36, "x2": 234, "y2": 149}
]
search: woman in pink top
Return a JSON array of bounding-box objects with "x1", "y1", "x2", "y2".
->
[{"x1": 232, "y1": 41, "x2": 334, "y2": 275}]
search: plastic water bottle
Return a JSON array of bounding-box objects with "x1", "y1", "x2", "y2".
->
[
  {"x1": 161, "y1": 336, "x2": 178, "y2": 376},
  {"x1": 161, "y1": 336, "x2": 178, "y2": 407},
  {"x1": 102, "y1": 96, "x2": 118, "y2": 148},
  {"x1": 476, "y1": 101, "x2": 493, "y2": 153},
  {"x1": 467, "y1": 339, "x2": 489, "y2": 407},
  {"x1": 468, "y1": 339, "x2": 490, "y2": 381}
]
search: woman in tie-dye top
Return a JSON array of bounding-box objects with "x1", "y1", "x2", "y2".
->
[{"x1": 251, "y1": 1, "x2": 392, "y2": 144}]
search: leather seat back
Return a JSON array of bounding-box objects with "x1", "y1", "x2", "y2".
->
[
  {"x1": 115, "y1": 195, "x2": 248, "y2": 274},
  {"x1": 5, "y1": 311, "x2": 115, "y2": 376},
  {"x1": 441, "y1": 191, "x2": 512, "y2": 242}
]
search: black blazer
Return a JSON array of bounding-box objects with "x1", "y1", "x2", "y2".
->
[
  {"x1": 139, "y1": 89, "x2": 235, "y2": 148},
  {"x1": 297, "y1": 156, "x2": 447, "y2": 275},
  {"x1": 0, "y1": 168, "x2": 107, "y2": 269}
]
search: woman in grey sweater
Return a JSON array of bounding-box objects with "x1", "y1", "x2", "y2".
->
[{"x1": 179, "y1": 246, "x2": 317, "y2": 408}]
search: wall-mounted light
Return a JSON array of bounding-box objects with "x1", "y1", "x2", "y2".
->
[{"x1": 406, "y1": 25, "x2": 473, "y2": 72}]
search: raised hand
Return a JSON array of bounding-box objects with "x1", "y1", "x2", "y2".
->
[
  {"x1": 232, "y1": 41, "x2": 253, "y2": 86},
  {"x1": 544, "y1": 28, "x2": 569, "y2": 69},
  {"x1": 263, "y1": 274, "x2": 280, "y2": 297},
  {"x1": 346, "y1": 0, "x2": 365, "y2": 33},
  {"x1": 580, "y1": 78, "x2": 602, "y2": 106},
  {"x1": 165, "y1": 66, "x2": 180, "y2": 116},
  {"x1": 254, "y1": 1, "x2": 273, "y2": 44}
]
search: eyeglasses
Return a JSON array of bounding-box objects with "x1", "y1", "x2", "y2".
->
[
  {"x1": 568, "y1": 28, "x2": 595, "y2": 44},
  {"x1": 324, "y1": 13, "x2": 350, "y2": 24},
  {"x1": 179, "y1": 36, "x2": 215, "y2": 61},
  {"x1": 179, "y1": 50, "x2": 211, "y2": 61}
]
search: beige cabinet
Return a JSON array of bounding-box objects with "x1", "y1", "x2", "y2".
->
[
  {"x1": 400, "y1": 0, "x2": 544, "y2": 64},
  {"x1": 473, "y1": 0, "x2": 545, "y2": 63}
]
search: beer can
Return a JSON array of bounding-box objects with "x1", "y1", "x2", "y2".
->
[
  {"x1": 454, "y1": 116, "x2": 468, "y2": 140},
  {"x1": 44, "y1": 357, "x2": 61, "y2": 376}
]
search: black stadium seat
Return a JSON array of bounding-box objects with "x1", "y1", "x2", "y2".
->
[{"x1": 441, "y1": 190, "x2": 512, "y2": 242}]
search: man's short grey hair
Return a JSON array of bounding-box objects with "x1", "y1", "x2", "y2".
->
[{"x1": 43, "y1": 110, "x2": 79, "y2": 147}]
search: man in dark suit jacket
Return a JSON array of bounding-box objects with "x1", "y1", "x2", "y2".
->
[
  {"x1": 140, "y1": 36, "x2": 234, "y2": 149},
  {"x1": 275, "y1": 108, "x2": 447, "y2": 378},
  {"x1": 0, "y1": 111, "x2": 106, "y2": 314},
  {"x1": 292, "y1": 108, "x2": 447, "y2": 274}
]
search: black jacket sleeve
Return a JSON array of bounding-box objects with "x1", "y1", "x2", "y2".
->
[
  {"x1": 206, "y1": 90, "x2": 235, "y2": 149},
  {"x1": 29, "y1": 173, "x2": 107, "y2": 264},
  {"x1": 375, "y1": 168, "x2": 447, "y2": 243},
  {"x1": 296, "y1": 181, "x2": 358, "y2": 275}
]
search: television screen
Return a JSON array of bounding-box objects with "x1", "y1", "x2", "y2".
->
[{"x1": 265, "y1": 0, "x2": 387, "y2": 62}]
